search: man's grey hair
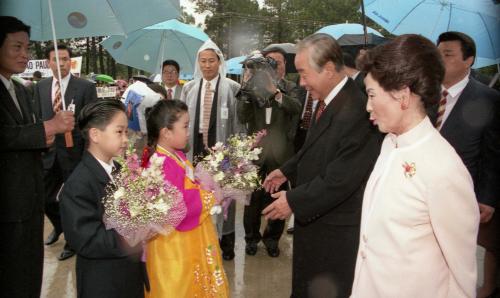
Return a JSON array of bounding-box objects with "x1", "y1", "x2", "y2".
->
[{"x1": 296, "y1": 33, "x2": 344, "y2": 73}]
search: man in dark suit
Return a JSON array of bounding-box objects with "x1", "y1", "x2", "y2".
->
[
  {"x1": 342, "y1": 52, "x2": 365, "y2": 93},
  {"x1": 435, "y1": 31, "x2": 500, "y2": 298},
  {"x1": 0, "y1": 16, "x2": 75, "y2": 297},
  {"x1": 161, "y1": 59, "x2": 183, "y2": 99},
  {"x1": 237, "y1": 49, "x2": 302, "y2": 257},
  {"x1": 263, "y1": 33, "x2": 382, "y2": 297},
  {"x1": 34, "y1": 44, "x2": 98, "y2": 260}
]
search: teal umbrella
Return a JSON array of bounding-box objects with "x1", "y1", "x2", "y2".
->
[
  {"x1": 0, "y1": 0, "x2": 181, "y2": 41},
  {"x1": 361, "y1": 0, "x2": 500, "y2": 69},
  {"x1": 226, "y1": 56, "x2": 246, "y2": 75},
  {"x1": 102, "y1": 20, "x2": 209, "y2": 75}
]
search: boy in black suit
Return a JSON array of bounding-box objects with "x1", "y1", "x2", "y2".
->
[{"x1": 59, "y1": 99, "x2": 145, "y2": 298}]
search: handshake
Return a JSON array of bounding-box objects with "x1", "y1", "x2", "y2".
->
[{"x1": 44, "y1": 111, "x2": 75, "y2": 145}]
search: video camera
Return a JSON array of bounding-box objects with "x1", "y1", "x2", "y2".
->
[{"x1": 237, "y1": 52, "x2": 280, "y2": 108}]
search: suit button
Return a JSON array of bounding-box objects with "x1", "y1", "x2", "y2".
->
[
  {"x1": 362, "y1": 234, "x2": 367, "y2": 243},
  {"x1": 360, "y1": 250, "x2": 367, "y2": 259}
]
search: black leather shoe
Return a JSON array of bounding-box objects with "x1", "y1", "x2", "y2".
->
[
  {"x1": 58, "y1": 248, "x2": 75, "y2": 261},
  {"x1": 44, "y1": 230, "x2": 61, "y2": 245},
  {"x1": 286, "y1": 227, "x2": 294, "y2": 234},
  {"x1": 245, "y1": 243, "x2": 258, "y2": 256},
  {"x1": 266, "y1": 246, "x2": 280, "y2": 258},
  {"x1": 222, "y1": 250, "x2": 235, "y2": 261}
]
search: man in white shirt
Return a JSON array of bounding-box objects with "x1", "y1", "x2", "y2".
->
[
  {"x1": 34, "y1": 44, "x2": 97, "y2": 261},
  {"x1": 161, "y1": 59, "x2": 183, "y2": 100},
  {"x1": 436, "y1": 31, "x2": 500, "y2": 298},
  {"x1": 262, "y1": 33, "x2": 382, "y2": 297}
]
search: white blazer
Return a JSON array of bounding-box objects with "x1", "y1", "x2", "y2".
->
[{"x1": 351, "y1": 117, "x2": 479, "y2": 298}]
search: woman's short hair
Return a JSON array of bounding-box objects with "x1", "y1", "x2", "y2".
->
[
  {"x1": 296, "y1": 33, "x2": 344, "y2": 73},
  {"x1": 358, "y1": 34, "x2": 445, "y2": 107}
]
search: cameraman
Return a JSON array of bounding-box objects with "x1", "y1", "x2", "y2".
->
[{"x1": 237, "y1": 48, "x2": 301, "y2": 257}]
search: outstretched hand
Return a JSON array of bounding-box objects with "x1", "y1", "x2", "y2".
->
[{"x1": 263, "y1": 169, "x2": 287, "y2": 193}]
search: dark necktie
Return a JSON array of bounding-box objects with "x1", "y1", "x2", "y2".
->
[
  {"x1": 315, "y1": 100, "x2": 326, "y2": 121},
  {"x1": 435, "y1": 90, "x2": 448, "y2": 129},
  {"x1": 301, "y1": 92, "x2": 314, "y2": 129}
]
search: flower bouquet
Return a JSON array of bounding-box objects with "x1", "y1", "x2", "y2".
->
[
  {"x1": 195, "y1": 131, "x2": 265, "y2": 217},
  {"x1": 103, "y1": 146, "x2": 187, "y2": 246}
]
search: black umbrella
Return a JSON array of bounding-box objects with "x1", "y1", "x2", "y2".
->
[
  {"x1": 337, "y1": 33, "x2": 388, "y2": 47},
  {"x1": 263, "y1": 43, "x2": 297, "y2": 73}
]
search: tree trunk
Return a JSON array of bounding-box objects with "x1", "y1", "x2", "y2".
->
[
  {"x1": 85, "y1": 38, "x2": 90, "y2": 74},
  {"x1": 91, "y1": 37, "x2": 98, "y2": 73},
  {"x1": 127, "y1": 66, "x2": 132, "y2": 80},
  {"x1": 98, "y1": 37, "x2": 105, "y2": 74}
]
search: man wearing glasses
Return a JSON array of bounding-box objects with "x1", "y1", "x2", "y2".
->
[{"x1": 161, "y1": 59, "x2": 183, "y2": 100}]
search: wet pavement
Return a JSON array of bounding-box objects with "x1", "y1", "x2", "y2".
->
[{"x1": 41, "y1": 203, "x2": 486, "y2": 298}]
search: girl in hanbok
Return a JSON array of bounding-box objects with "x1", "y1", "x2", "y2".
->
[{"x1": 144, "y1": 99, "x2": 229, "y2": 297}]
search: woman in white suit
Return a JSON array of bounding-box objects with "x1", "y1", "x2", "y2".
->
[{"x1": 350, "y1": 34, "x2": 479, "y2": 298}]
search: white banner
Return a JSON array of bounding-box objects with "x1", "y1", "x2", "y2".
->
[
  {"x1": 96, "y1": 86, "x2": 117, "y2": 98},
  {"x1": 19, "y1": 57, "x2": 82, "y2": 78}
]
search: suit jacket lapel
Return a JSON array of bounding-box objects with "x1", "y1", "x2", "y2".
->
[
  {"x1": 299, "y1": 80, "x2": 352, "y2": 154},
  {"x1": 13, "y1": 82, "x2": 33, "y2": 123},
  {"x1": 42, "y1": 78, "x2": 54, "y2": 119},
  {"x1": 0, "y1": 81, "x2": 24, "y2": 123},
  {"x1": 64, "y1": 75, "x2": 76, "y2": 108},
  {"x1": 441, "y1": 79, "x2": 474, "y2": 134}
]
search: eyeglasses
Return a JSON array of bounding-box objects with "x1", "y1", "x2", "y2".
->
[{"x1": 162, "y1": 70, "x2": 178, "y2": 75}]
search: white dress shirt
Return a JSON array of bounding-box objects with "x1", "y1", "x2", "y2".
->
[
  {"x1": 439, "y1": 73, "x2": 469, "y2": 128},
  {"x1": 51, "y1": 73, "x2": 71, "y2": 104},
  {"x1": 323, "y1": 76, "x2": 348, "y2": 107},
  {"x1": 96, "y1": 158, "x2": 115, "y2": 180},
  {"x1": 199, "y1": 75, "x2": 219, "y2": 133}
]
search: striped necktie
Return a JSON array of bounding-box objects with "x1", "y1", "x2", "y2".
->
[
  {"x1": 301, "y1": 92, "x2": 314, "y2": 129},
  {"x1": 315, "y1": 100, "x2": 326, "y2": 121},
  {"x1": 202, "y1": 81, "x2": 212, "y2": 147},
  {"x1": 435, "y1": 90, "x2": 448, "y2": 129},
  {"x1": 53, "y1": 80, "x2": 62, "y2": 113}
]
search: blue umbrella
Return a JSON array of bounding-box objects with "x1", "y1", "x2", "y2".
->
[
  {"x1": 316, "y1": 23, "x2": 384, "y2": 39},
  {"x1": 0, "y1": 0, "x2": 181, "y2": 41},
  {"x1": 362, "y1": 0, "x2": 500, "y2": 68},
  {"x1": 225, "y1": 56, "x2": 246, "y2": 75},
  {"x1": 102, "y1": 19, "x2": 209, "y2": 75}
]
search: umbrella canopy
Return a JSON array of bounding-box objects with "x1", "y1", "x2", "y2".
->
[
  {"x1": 225, "y1": 56, "x2": 246, "y2": 75},
  {"x1": 317, "y1": 23, "x2": 384, "y2": 40},
  {"x1": 101, "y1": 19, "x2": 209, "y2": 75},
  {"x1": 337, "y1": 33, "x2": 388, "y2": 47},
  {"x1": 263, "y1": 43, "x2": 297, "y2": 73},
  {"x1": 94, "y1": 74, "x2": 114, "y2": 84},
  {"x1": 362, "y1": 0, "x2": 500, "y2": 68},
  {"x1": 0, "y1": 0, "x2": 181, "y2": 41}
]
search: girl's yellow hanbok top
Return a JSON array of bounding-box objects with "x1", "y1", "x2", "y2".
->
[{"x1": 145, "y1": 146, "x2": 229, "y2": 298}]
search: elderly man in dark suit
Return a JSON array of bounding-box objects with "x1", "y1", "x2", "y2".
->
[
  {"x1": 263, "y1": 33, "x2": 382, "y2": 297},
  {"x1": 0, "y1": 16, "x2": 75, "y2": 297},
  {"x1": 237, "y1": 49, "x2": 302, "y2": 257},
  {"x1": 34, "y1": 44, "x2": 97, "y2": 261},
  {"x1": 435, "y1": 31, "x2": 500, "y2": 298}
]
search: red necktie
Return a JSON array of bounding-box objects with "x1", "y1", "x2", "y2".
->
[
  {"x1": 315, "y1": 100, "x2": 326, "y2": 121},
  {"x1": 301, "y1": 92, "x2": 314, "y2": 129},
  {"x1": 167, "y1": 88, "x2": 173, "y2": 100},
  {"x1": 435, "y1": 90, "x2": 448, "y2": 129}
]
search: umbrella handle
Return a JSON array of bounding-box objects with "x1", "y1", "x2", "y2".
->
[{"x1": 65, "y1": 132, "x2": 73, "y2": 148}]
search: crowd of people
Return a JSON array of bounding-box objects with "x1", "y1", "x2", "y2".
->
[{"x1": 1, "y1": 14, "x2": 499, "y2": 298}]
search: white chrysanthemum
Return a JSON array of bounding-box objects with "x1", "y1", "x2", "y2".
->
[{"x1": 113, "y1": 187, "x2": 126, "y2": 200}]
